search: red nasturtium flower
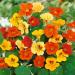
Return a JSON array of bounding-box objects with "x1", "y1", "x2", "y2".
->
[
  {"x1": 10, "y1": 39, "x2": 16, "y2": 50},
  {"x1": 19, "y1": 48, "x2": 33, "y2": 60},
  {"x1": 62, "y1": 43, "x2": 72, "y2": 55},
  {"x1": 0, "y1": 27, "x2": 7, "y2": 38},
  {"x1": 45, "y1": 42, "x2": 59, "y2": 55},
  {"x1": 44, "y1": 24, "x2": 58, "y2": 38},
  {"x1": 19, "y1": 3, "x2": 33, "y2": 16},
  {"x1": 22, "y1": 36, "x2": 32, "y2": 47},
  {"x1": 33, "y1": 56, "x2": 45, "y2": 67},
  {"x1": 28, "y1": 16, "x2": 40, "y2": 27},
  {"x1": 7, "y1": 27, "x2": 21, "y2": 38},
  {"x1": 0, "y1": 58, "x2": 8, "y2": 68},
  {"x1": 63, "y1": 30, "x2": 75, "y2": 41},
  {"x1": 67, "y1": 21, "x2": 75, "y2": 28},
  {"x1": 49, "y1": 7, "x2": 63, "y2": 17}
]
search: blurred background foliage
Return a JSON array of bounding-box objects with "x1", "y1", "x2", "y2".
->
[{"x1": 0, "y1": 0, "x2": 75, "y2": 20}]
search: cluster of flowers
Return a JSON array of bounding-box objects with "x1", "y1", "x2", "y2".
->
[{"x1": 0, "y1": 2, "x2": 74, "y2": 71}]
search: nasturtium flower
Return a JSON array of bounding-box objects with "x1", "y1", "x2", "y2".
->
[
  {"x1": 45, "y1": 42, "x2": 59, "y2": 55},
  {"x1": 0, "y1": 58, "x2": 8, "y2": 68},
  {"x1": 63, "y1": 30, "x2": 75, "y2": 41},
  {"x1": 10, "y1": 39, "x2": 16, "y2": 50},
  {"x1": 4, "y1": 54, "x2": 19, "y2": 67},
  {"x1": 18, "y1": 20, "x2": 29, "y2": 34},
  {"x1": 7, "y1": 27, "x2": 21, "y2": 38},
  {"x1": 67, "y1": 21, "x2": 75, "y2": 28},
  {"x1": 28, "y1": 16, "x2": 40, "y2": 27},
  {"x1": 16, "y1": 40, "x2": 24, "y2": 49},
  {"x1": 56, "y1": 49, "x2": 68, "y2": 62},
  {"x1": 33, "y1": 56, "x2": 45, "y2": 67},
  {"x1": 45, "y1": 57, "x2": 60, "y2": 71},
  {"x1": 0, "y1": 39, "x2": 12, "y2": 51},
  {"x1": 52, "y1": 19, "x2": 65, "y2": 27},
  {"x1": 31, "y1": 42, "x2": 45, "y2": 55},
  {"x1": 19, "y1": 48, "x2": 33, "y2": 61},
  {"x1": 10, "y1": 13, "x2": 21, "y2": 27},
  {"x1": 49, "y1": 35, "x2": 63, "y2": 43},
  {"x1": 62, "y1": 43, "x2": 72, "y2": 55},
  {"x1": 40, "y1": 12, "x2": 53, "y2": 21},
  {"x1": 19, "y1": 3, "x2": 33, "y2": 16},
  {"x1": 32, "y1": 29, "x2": 44, "y2": 39},
  {"x1": 22, "y1": 36, "x2": 32, "y2": 48},
  {"x1": 44, "y1": 24, "x2": 58, "y2": 38},
  {"x1": 32, "y1": 2, "x2": 44, "y2": 12},
  {"x1": 49, "y1": 7, "x2": 63, "y2": 17}
]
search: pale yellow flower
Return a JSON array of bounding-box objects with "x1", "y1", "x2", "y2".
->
[
  {"x1": 31, "y1": 42, "x2": 45, "y2": 55},
  {"x1": 40, "y1": 12, "x2": 53, "y2": 21},
  {"x1": 32, "y1": 29, "x2": 44, "y2": 39},
  {"x1": 15, "y1": 40, "x2": 24, "y2": 49},
  {"x1": 52, "y1": 19, "x2": 65, "y2": 26},
  {"x1": 0, "y1": 39, "x2": 12, "y2": 51},
  {"x1": 18, "y1": 20, "x2": 29, "y2": 34},
  {"x1": 4, "y1": 54, "x2": 19, "y2": 67},
  {"x1": 56, "y1": 49, "x2": 68, "y2": 62},
  {"x1": 45, "y1": 57, "x2": 60, "y2": 71},
  {"x1": 32, "y1": 2, "x2": 44, "y2": 12}
]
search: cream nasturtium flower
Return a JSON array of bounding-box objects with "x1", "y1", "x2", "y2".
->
[
  {"x1": 32, "y1": 29, "x2": 44, "y2": 39},
  {"x1": 18, "y1": 20, "x2": 29, "y2": 34},
  {"x1": 15, "y1": 40, "x2": 24, "y2": 49},
  {"x1": 31, "y1": 41, "x2": 45, "y2": 55},
  {"x1": 32, "y1": 2, "x2": 44, "y2": 12},
  {"x1": 40, "y1": 12, "x2": 53, "y2": 21}
]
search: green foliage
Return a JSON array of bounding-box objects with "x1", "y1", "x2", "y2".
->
[
  {"x1": 0, "y1": 32, "x2": 4, "y2": 44},
  {"x1": 15, "y1": 65, "x2": 31, "y2": 75}
]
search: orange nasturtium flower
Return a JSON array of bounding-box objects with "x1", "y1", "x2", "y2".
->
[
  {"x1": 45, "y1": 57, "x2": 60, "y2": 71},
  {"x1": 4, "y1": 54, "x2": 19, "y2": 67},
  {"x1": 44, "y1": 24, "x2": 58, "y2": 38},
  {"x1": 45, "y1": 42, "x2": 59, "y2": 55},
  {"x1": 49, "y1": 7, "x2": 63, "y2": 17},
  {"x1": 19, "y1": 3, "x2": 33, "y2": 16},
  {"x1": 33, "y1": 56, "x2": 45, "y2": 67},
  {"x1": 0, "y1": 58, "x2": 8, "y2": 68},
  {"x1": 7, "y1": 27, "x2": 21, "y2": 38},
  {"x1": 0, "y1": 39, "x2": 12, "y2": 51},
  {"x1": 19, "y1": 48, "x2": 33, "y2": 61}
]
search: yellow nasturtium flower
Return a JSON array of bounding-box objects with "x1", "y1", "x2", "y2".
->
[
  {"x1": 32, "y1": 29, "x2": 44, "y2": 40},
  {"x1": 32, "y1": 2, "x2": 44, "y2": 12},
  {"x1": 45, "y1": 57, "x2": 60, "y2": 71},
  {"x1": 56, "y1": 49, "x2": 68, "y2": 62},
  {"x1": 4, "y1": 54, "x2": 19, "y2": 67},
  {"x1": 0, "y1": 39, "x2": 12, "y2": 51},
  {"x1": 52, "y1": 19, "x2": 65, "y2": 27},
  {"x1": 15, "y1": 40, "x2": 24, "y2": 49},
  {"x1": 31, "y1": 41, "x2": 45, "y2": 55},
  {"x1": 40, "y1": 12, "x2": 53, "y2": 21},
  {"x1": 10, "y1": 13, "x2": 21, "y2": 27}
]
